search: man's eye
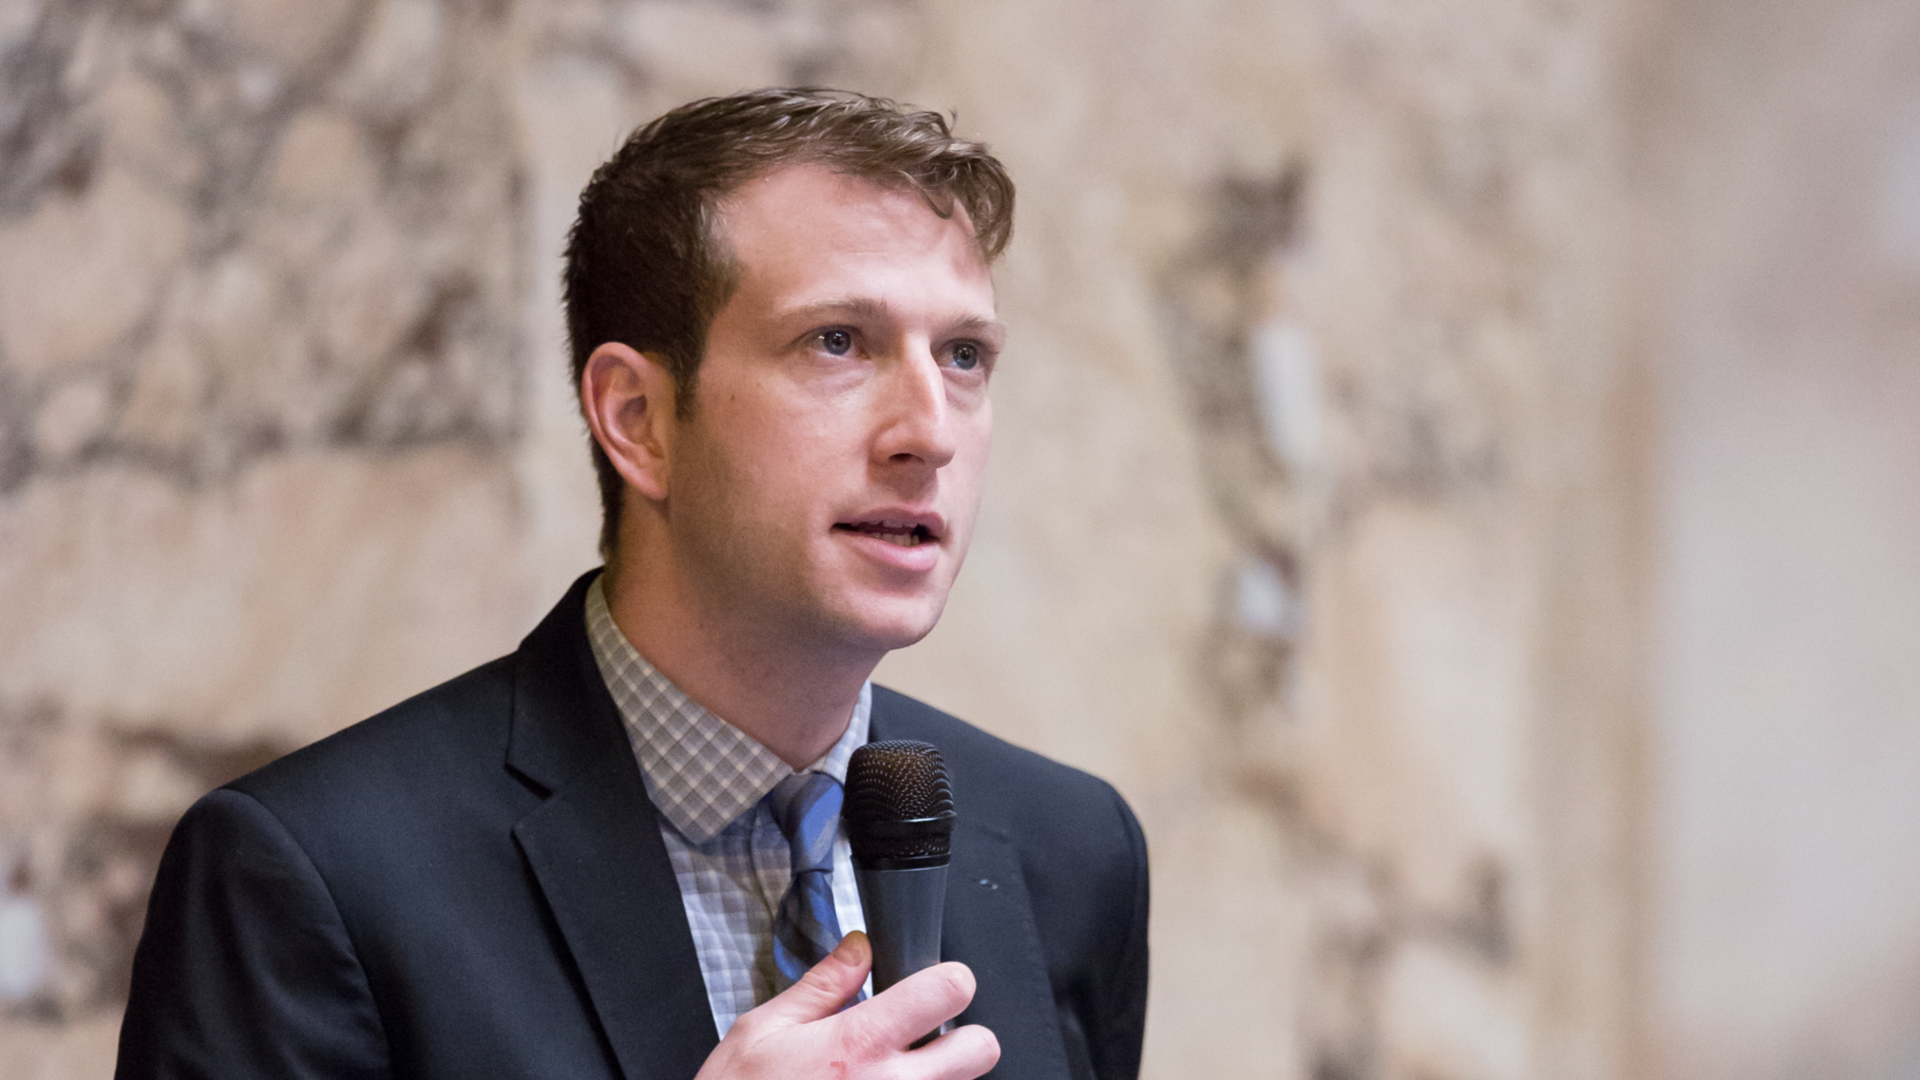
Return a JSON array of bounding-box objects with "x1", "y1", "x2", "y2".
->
[
  {"x1": 819, "y1": 329, "x2": 853, "y2": 355},
  {"x1": 950, "y1": 342, "x2": 980, "y2": 370}
]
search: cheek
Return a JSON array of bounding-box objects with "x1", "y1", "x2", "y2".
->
[
  {"x1": 762, "y1": 410, "x2": 867, "y2": 494},
  {"x1": 734, "y1": 430, "x2": 837, "y2": 502},
  {"x1": 954, "y1": 418, "x2": 993, "y2": 493},
  {"x1": 692, "y1": 393, "x2": 823, "y2": 491},
  {"x1": 942, "y1": 430, "x2": 994, "y2": 544}
]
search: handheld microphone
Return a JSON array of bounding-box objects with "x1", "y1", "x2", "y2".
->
[{"x1": 842, "y1": 740, "x2": 956, "y2": 1023}]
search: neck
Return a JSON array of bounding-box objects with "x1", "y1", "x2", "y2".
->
[{"x1": 599, "y1": 560, "x2": 878, "y2": 771}]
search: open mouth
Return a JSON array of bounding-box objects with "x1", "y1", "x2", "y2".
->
[{"x1": 833, "y1": 521, "x2": 939, "y2": 548}]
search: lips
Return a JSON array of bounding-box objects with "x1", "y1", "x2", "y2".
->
[{"x1": 832, "y1": 513, "x2": 945, "y2": 548}]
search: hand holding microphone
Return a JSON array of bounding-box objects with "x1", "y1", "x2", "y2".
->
[
  {"x1": 694, "y1": 740, "x2": 994, "y2": 1080},
  {"x1": 692, "y1": 932, "x2": 995, "y2": 1080}
]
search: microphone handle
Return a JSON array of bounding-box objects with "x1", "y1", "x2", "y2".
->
[{"x1": 853, "y1": 862, "x2": 953, "y2": 1041}]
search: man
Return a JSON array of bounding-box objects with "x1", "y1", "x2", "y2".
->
[{"x1": 116, "y1": 89, "x2": 1149, "y2": 1080}]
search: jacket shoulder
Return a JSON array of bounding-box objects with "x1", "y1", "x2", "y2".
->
[
  {"x1": 226, "y1": 653, "x2": 522, "y2": 825},
  {"x1": 869, "y1": 684, "x2": 1135, "y2": 839}
]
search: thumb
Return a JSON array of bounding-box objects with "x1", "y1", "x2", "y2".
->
[{"x1": 752, "y1": 932, "x2": 871, "y2": 1027}]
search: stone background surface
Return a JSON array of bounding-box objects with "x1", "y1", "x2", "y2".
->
[{"x1": 1, "y1": 1, "x2": 1916, "y2": 1078}]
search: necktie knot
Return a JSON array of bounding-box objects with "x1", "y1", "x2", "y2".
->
[{"x1": 767, "y1": 771, "x2": 843, "y2": 876}]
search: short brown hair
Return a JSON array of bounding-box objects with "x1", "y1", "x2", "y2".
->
[{"x1": 562, "y1": 88, "x2": 1016, "y2": 557}]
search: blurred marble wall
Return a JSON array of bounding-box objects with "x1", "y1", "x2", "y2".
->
[
  {"x1": 1634, "y1": 1, "x2": 1920, "y2": 1078},
  {"x1": 0, "y1": 0, "x2": 1914, "y2": 1078}
]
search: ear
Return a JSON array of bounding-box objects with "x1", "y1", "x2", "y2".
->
[{"x1": 580, "y1": 342, "x2": 679, "y2": 504}]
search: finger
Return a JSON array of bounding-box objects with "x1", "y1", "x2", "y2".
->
[
  {"x1": 904, "y1": 1023, "x2": 1001, "y2": 1080},
  {"x1": 841, "y1": 961, "x2": 977, "y2": 1051},
  {"x1": 748, "y1": 931, "x2": 872, "y2": 1027}
]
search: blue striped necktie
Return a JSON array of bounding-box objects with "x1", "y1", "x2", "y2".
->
[{"x1": 767, "y1": 771, "x2": 847, "y2": 991}]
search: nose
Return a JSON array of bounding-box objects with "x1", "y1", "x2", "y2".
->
[{"x1": 872, "y1": 344, "x2": 956, "y2": 470}]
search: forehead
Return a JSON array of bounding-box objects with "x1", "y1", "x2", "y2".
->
[{"x1": 710, "y1": 164, "x2": 995, "y2": 316}]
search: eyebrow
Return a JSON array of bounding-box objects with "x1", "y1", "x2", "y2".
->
[
  {"x1": 779, "y1": 297, "x2": 1007, "y2": 342},
  {"x1": 945, "y1": 314, "x2": 1009, "y2": 343}
]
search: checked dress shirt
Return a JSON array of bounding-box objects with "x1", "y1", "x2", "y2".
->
[{"x1": 584, "y1": 579, "x2": 870, "y2": 1037}]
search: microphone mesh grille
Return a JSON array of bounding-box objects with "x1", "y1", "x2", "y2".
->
[{"x1": 844, "y1": 741, "x2": 953, "y2": 861}]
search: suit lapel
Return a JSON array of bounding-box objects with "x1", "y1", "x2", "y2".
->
[
  {"x1": 870, "y1": 698, "x2": 1071, "y2": 1080},
  {"x1": 944, "y1": 819, "x2": 1074, "y2": 1080},
  {"x1": 506, "y1": 574, "x2": 717, "y2": 1080}
]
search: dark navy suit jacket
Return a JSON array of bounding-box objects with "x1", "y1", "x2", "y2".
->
[{"x1": 116, "y1": 573, "x2": 1149, "y2": 1080}]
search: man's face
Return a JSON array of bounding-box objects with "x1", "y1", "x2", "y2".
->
[{"x1": 663, "y1": 164, "x2": 1001, "y2": 659}]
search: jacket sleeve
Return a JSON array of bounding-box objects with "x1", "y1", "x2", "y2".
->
[
  {"x1": 116, "y1": 787, "x2": 392, "y2": 1080},
  {"x1": 1088, "y1": 785, "x2": 1150, "y2": 1080}
]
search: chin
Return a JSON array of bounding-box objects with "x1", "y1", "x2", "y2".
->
[{"x1": 831, "y1": 597, "x2": 947, "y2": 654}]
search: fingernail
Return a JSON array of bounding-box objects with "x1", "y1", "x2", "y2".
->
[{"x1": 837, "y1": 930, "x2": 870, "y2": 961}]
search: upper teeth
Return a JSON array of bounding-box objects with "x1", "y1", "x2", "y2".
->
[{"x1": 853, "y1": 521, "x2": 926, "y2": 546}]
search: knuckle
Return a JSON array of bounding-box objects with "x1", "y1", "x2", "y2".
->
[
  {"x1": 795, "y1": 967, "x2": 833, "y2": 998},
  {"x1": 724, "y1": 1011, "x2": 764, "y2": 1042},
  {"x1": 932, "y1": 962, "x2": 974, "y2": 1001}
]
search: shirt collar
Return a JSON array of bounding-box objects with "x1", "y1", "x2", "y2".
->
[{"x1": 584, "y1": 575, "x2": 871, "y2": 844}]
